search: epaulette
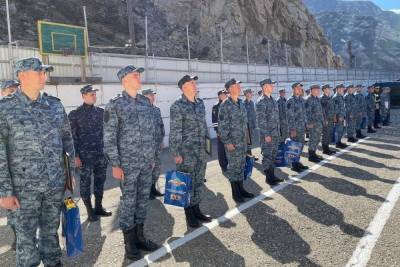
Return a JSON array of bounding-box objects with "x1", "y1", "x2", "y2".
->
[
  {"x1": 110, "y1": 94, "x2": 122, "y2": 102},
  {"x1": 43, "y1": 92, "x2": 61, "y2": 101}
]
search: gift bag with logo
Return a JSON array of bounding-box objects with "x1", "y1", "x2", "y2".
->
[
  {"x1": 62, "y1": 197, "x2": 84, "y2": 257},
  {"x1": 284, "y1": 139, "x2": 303, "y2": 164},
  {"x1": 275, "y1": 142, "x2": 288, "y2": 167},
  {"x1": 244, "y1": 155, "x2": 255, "y2": 180},
  {"x1": 164, "y1": 171, "x2": 192, "y2": 208}
]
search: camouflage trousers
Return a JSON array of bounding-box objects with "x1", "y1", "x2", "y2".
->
[
  {"x1": 279, "y1": 122, "x2": 289, "y2": 143},
  {"x1": 261, "y1": 135, "x2": 280, "y2": 170},
  {"x1": 79, "y1": 156, "x2": 107, "y2": 199},
  {"x1": 355, "y1": 114, "x2": 363, "y2": 130},
  {"x1": 308, "y1": 124, "x2": 323, "y2": 151},
  {"x1": 176, "y1": 149, "x2": 207, "y2": 207},
  {"x1": 322, "y1": 121, "x2": 334, "y2": 147},
  {"x1": 225, "y1": 144, "x2": 247, "y2": 182},
  {"x1": 152, "y1": 149, "x2": 162, "y2": 184},
  {"x1": 119, "y1": 163, "x2": 153, "y2": 231},
  {"x1": 367, "y1": 110, "x2": 374, "y2": 127},
  {"x1": 7, "y1": 210, "x2": 16, "y2": 227},
  {"x1": 346, "y1": 116, "x2": 356, "y2": 138},
  {"x1": 14, "y1": 187, "x2": 64, "y2": 267},
  {"x1": 335, "y1": 121, "x2": 345, "y2": 143}
]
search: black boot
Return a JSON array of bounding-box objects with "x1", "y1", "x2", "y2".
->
[
  {"x1": 94, "y1": 197, "x2": 112, "y2": 217},
  {"x1": 367, "y1": 126, "x2": 376, "y2": 133},
  {"x1": 237, "y1": 181, "x2": 254, "y2": 198},
  {"x1": 83, "y1": 198, "x2": 99, "y2": 222},
  {"x1": 184, "y1": 207, "x2": 201, "y2": 228},
  {"x1": 150, "y1": 183, "x2": 164, "y2": 198},
  {"x1": 135, "y1": 224, "x2": 160, "y2": 251},
  {"x1": 336, "y1": 142, "x2": 348, "y2": 149},
  {"x1": 356, "y1": 130, "x2": 366, "y2": 139},
  {"x1": 322, "y1": 145, "x2": 335, "y2": 155},
  {"x1": 348, "y1": 137, "x2": 358, "y2": 143},
  {"x1": 308, "y1": 150, "x2": 321, "y2": 163},
  {"x1": 374, "y1": 124, "x2": 381, "y2": 129},
  {"x1": 290, "y1": 162, "x2": 303, "y2": 173},
  {"x1": 230, "y1": 182, "x2": 245, "y2": 203},
  {"x1": 10, "y1": 225, "x2": 16, "y2": 251},
  {"x1": 265, "y1": 168, "x2": 283, "y2": 185},
  {"x1": 192, "y1": 204, "x2": 212, "y2": 222},
  {"x1": 123, "y1": 228, "x2": 141, "y2": 261},
  {"x1": 298, "y1": 162, "x2": 309, "y2": 170}
]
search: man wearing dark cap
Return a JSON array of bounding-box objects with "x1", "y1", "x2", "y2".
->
[
  {"x1": 219, "y1": 78, "x2": 254, "y2": 202},
  {"x1": 68, "y1": 85, "x2": 111, "y2": 222},
  {"x1": 354, "y1": 85, "x2": 367, "y2": 138},
  {"x1": 1, "y1": 79, "x2": 19, "y2": 97},
  {"x1": 332, "y1": 84, "x2": 348, "y2": 148},
  {"x1": 373, "y1": 86, "x2": 382, "y2": 129},
  {"x1": 320, "y1": 84, "x2": 335, "y2": 155},
  {"x1": 305, "y1": 85, "x2": 324, "y2": 162},
  {"x1": 142, "y1": 89, "x2": 165, "y2": 199},
  {"x1": 276, "y1": 88, "x2": 288, "y2": 143},
  {"x1": 365, "y1": 86, "x2": 377, "y2": 133},
  {"x1": 286, "y1": 82, "x2": 309, "y2": 172},
  {"x1": 344, "y1": 85, "x2": 358, "y2": 143},
  {"x1": 0, "y1": 57, "x2": 75, "y2": 266},
  {"x1": 256, "y1": 79, "x2": 284, "y2": 185},
  {"x1": 170, "y1": 75, "x2": 212, "y2": 228},
  {"x1": 104, "y1": 65, "x2": 160, "y2": 261},
  {"x1": 212, "y1": 89, "x2": 229, "y2": 172},
  {"x1": 243, "y1": 88, "x2": 258, "y2": 160}
]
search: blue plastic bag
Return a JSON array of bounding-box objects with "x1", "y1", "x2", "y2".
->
[
  {"x1": 62, "y1": 198, "x2": 84, "y2": 257},
  {"x1": 284, "y1": 139, "x2": 303, "y2": 164},
  {"x1": 244, "y1": 155, "x2": 255, "y2": 180},
  {"x1": 275, "y1": 142, "x2": 288, "y2": 167},
  {"x1": 164, "y1": 171, "x2": 192, "y2": 208}
]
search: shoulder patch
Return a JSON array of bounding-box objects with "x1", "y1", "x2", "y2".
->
[
  {"x1": 43, "y1": 92, "x2": 61, "y2": 101},
  {"x1": 110, "y1": 94, "x2": 122, "y2": 102}
]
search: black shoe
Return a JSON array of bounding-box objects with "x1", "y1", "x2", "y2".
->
[
  {"x1": 383, "y1": 122, "x2": 389, "y2": 126},
  {"x1": 348, "y1": 137, "x2": 358, "y2": 143},
  {"x1": 356, "y1": 130, "x2": 366, "y2": 139},
  {"x1": 237, "y1": 181, "x2": 254, "y2": 198},
  {"x1": 192, "y1": 204, "x2": 212, "y2": 222},
  {"x1": 336, "y1": 142, "x2": 348, "y2": 149},
  {"x1": 230, "y1": 182, "x2": 245, "y2": 203},
  {"x1": 94, "y1": 197, "x2": 112, "y2": 217},
  {"x1": 150, "y1": 183, "x2": 164, "y2": 199},
  {"x1": 48, "y1": 262, "x2": 63, "y2": 267},
  {"x1": 254, "y1": 157, "x2": 259, "y2": 161},
  {"x1": 322, "y1": 145, "x2": 335, "y2": 155},
  {"x1": 291, "y1": 163, "x2": 303, "y2": 173},
  {"x1": 184, "y1": 207, "x2": 201, "y2": 228},
  {"x1": 367, "y1": 127, "x2": 376, "y2": 133},
  {"x1": 135, "y1": 224, "x2": 160, "y2": 251},
  {"x1": 83, "y1": 198, "x2": 99, "y2": 222},
  {"x1": 297, "y1": 162, "x2": 309, "y2": 170},
  {"x1": 10, "y1": 226, "x2": 16, "y2": 251},
  {"x1": 308, "y1": 150, "x2": 321, "y2": 163},
  {"x1": 123, "y1": 228, "x2": 141, "y2": 261},
  {"x1": 265, "y1": 168, "x2": 283, "y2": 185},
  {"x1": 374, "y1": 125, "x2": 381, "y2": 129}
]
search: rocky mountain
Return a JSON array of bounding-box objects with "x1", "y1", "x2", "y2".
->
[
  {"x1": 0, "y1": 0, "x2": 342, "y2": 68},
  {"x1": 303, "y1": 0, "x2": 400, "y2": 70}
]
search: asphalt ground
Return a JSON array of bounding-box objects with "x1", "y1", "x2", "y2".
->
[{"x1": 1, "y1": 109, "x2": 399, "y2": 267}]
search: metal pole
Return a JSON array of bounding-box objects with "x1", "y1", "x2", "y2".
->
[
  {"x1": 186, "y1": 24, "x2": 190, "y2": 72},
  {"x1": 267, "y1": 39, "x2": 271, "y2": 77},
  {"x1": 246, "y1": 32, "x2": 249, "y2": 82},
  {"x1": 220, "y1": 29, "x2": 223, "y2": 82},
  {"x1": 83, "y1": 6, "x2": 90, "y2": 47},
  {"x1": 301, "y1": 45, "x2": 304, "y2": 81},
  {"x1": 314, "y1": 47, "x2": 317, "y2": 81},
  {"x1": 6, "y1": 0, "x2": 12, "y2": 43},
  {"x1": 285, "y1": 43, "x2": 289, "y2": 82},
  {"x1": 145, "y1": 16, "x2": 148, "y2": 82},
  {"x1": 127, "y1": 0, "x2": 135, "y2": 54}
]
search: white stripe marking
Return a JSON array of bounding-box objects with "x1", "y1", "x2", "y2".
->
[
  {"x1": 346, "y1": 176, "x2": 400, "y2": 267},
  {"x1": 130, "y1": 138, "x2": 369, "y2": 267}
]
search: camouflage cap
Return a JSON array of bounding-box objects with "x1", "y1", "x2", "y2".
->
[
  {"x1": 217, "y1": 89, "x2": 228, "y2": 96},
  {"x1": 224, "y1": 78, "x2": 242, "y2": 90},
  {"x1": 321, "y1": 84, "x2": 332, "y2": 90},
  {"x1": 14, "y1": 57, "x2": 54, "y2": 75},
  {"x1": 335, "y1": 84, "x2": 345, "y2": 89},
  {"x1": 178, "y1": 75, "x2": 198, "y2": 89},
  {"x1": 117, "y1": 65, "x2": 144, "y2": 81},
  {"x1": 278, "y1": 88, "x2": 285, "y2": 93},
  {"x1": 1, "y1": 79, "x2": 20, "y2": 90},
  {"x1": 243, "y1": 89, "x2": 253, "y2": 94},
  {"x1": 80, "y1": 84, "x2": 99, "y2": 94},
  {"x1": 346, "y1": 84, "x2": 354, "y2": 89},
  {"x1": 292, "y1": 82, "x2": 303, "y2": 89},
  {"x1": 259, "y1": 78, "x2": 276, "y2": 87},
  {"x1": 310, "y1": 84, "x2": 320, "y2": 90},
  {"x1": 142, "y1": 88, "x2": 156, "y2": 95}
]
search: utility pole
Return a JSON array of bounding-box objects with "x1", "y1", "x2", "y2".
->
[
  {"x1": 127, "y1": 0, "x2": 135, "y2": 54},
  {"x1": 82, "y1": 6, "x2": 90, "y2": 47}
]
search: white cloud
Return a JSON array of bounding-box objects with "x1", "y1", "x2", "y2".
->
[{"x1": 389, "y1": 9, "x2": 400, "y2": 14}]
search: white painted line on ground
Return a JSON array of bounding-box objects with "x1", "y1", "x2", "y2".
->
[
  {"x1": 131, "y1": 138, "x2": 369, "y2": 267},
  {"x1": 346, "y1": 175, "x2": 400, "y2": 267}
]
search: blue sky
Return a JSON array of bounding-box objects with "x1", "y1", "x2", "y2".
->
[{"x1": 347, "y1": 0, "x2": 400, "y2": 12}]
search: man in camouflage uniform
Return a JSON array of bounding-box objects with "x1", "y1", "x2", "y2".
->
[
  {"x1": 0, "y1": 79, "x2": 20, "y2": 250},
  {"x1": 256, "y1": 79, "x2": 284, "y2": 185},
  {"x1": 0, "y1": 58, "x2": 75, "y2": 267},
  {"x1": 276, "y1": 88, "x2": 288, "y2": 143},
  {"x1": 212, "y1": 89, "x2": 228, "y2": 172},
  {"x1": 243, "y1": 89, "x2": 258, "y2": 159},
  {"x1": 142, "y1": 89, "x2": 165, "y2": 199},
  {"x1": 219, "y1": 78, "x2": 254, "y2": 203},
  {"x1": 344, "y1": 85, "x2": 358, "y2": 143},
  {"x1": 365, "y1": 85, "x2": 377, "y2": 133},
  {"x1": 305, "y1": 85, "x2": 324, "y2": 162},
  {"x1": 169, "y1": 75, "x2": 212, "y2": 228},
  {"x1": 103, "y1": 65, "x2": 160, "y2": 261},
  {"x1": 380, "y1": 87, "x2": 391, "y2": 126},
  {"x1": 320, "y1": 84, "x2": 335, "y2": 155},
  {"x1": 286, "y1": 82, "x2": 309, "y2": 173},
  {"x1": 373, "y1": 86, "x2": 382, "y2": 129},
  {"x1": 68, "y1": 85, "x2": 111, "y2": 222},
  {"x1": 332, "y1": 84, "x2": 348, "y2": 148},
  {"x1": 354, "y1": 85, "x2": 367, "y2": 138}
]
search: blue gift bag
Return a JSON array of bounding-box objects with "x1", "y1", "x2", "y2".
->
[
  {"x1": 331, "y1": 125, "x2": 338, "y2": 144},
  {"x1": 244, "y1": 155, "x2": 255, "y2": 180},
  {"x1": 284, "y1": 139, "x2": 303, "y2": 164},
  {"x1": 62, "y1": 198, "x2": 84, "y2": 257},
  {"x1": 275, "y1": 142, "x2": 288, "y2": 167},
  {"x1": 164, "y1": 171, "x2": 192, "y2": 208}
]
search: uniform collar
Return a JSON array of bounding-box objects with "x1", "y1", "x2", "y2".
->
[
  {"x1": 181, "y1": 94, "x2": 197, "y2": 104},
  {"x1": 15, "y1": 89, "x2": 48, "y2": 107}
]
